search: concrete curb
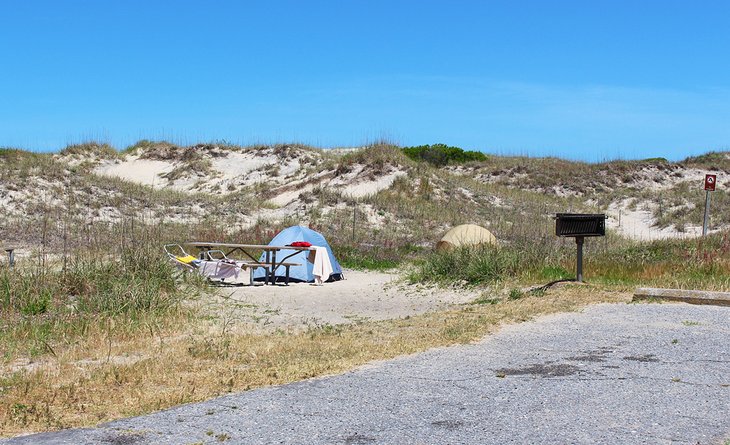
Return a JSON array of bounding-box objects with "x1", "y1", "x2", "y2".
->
[{"x1": 633, "y1": 287, "x2": 730, "y2": 307}]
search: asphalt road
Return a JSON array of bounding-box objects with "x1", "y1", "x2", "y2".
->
[{"x1": 5, "y1": 303, "x2": 729, "y2": 445}]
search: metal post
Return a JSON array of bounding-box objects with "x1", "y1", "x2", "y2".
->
[
  {"x1": 575, "y1": 237, "x2": 584, "y2": 282},
  {"x1": 5, "y1": 249, "x2": 14, "y2": 268},
  {"x1": 703, "y1": 190, "x2": 711, "y2": 236}
]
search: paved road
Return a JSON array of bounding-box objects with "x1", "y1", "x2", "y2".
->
[{"x1": 5, "y1": 303, "x2": 730, "y2": 445}]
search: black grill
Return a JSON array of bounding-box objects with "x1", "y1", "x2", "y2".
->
[{"x1": 555, "y1": 213, "x2": 606, "y2": 237}]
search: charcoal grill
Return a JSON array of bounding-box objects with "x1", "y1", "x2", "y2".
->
[{"x1": 555, "y1": 213, "x2": 606, "y2": 282}]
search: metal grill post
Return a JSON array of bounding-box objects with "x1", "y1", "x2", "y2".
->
[{"x1": 575, "y1": 237, "x2": 584, "y2": 282}]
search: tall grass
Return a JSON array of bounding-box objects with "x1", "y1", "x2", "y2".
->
[
  {"x1": 335, "y1": 244, "x2": 422, "y2": 271},
  {"x1": 408, "y1": 241, "x2": 564, "y2": 285},
  {"x1": 591, "y1": 232, "x2": 730, "y2": 289},
  {"x1": 0, "y1": 219, "x2": 200, "y2": 361},
  {"x1": 409, "y1": 232, "x2": 730, "y2": 290}
]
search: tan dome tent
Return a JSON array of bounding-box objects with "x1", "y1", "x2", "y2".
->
[{"x1": 436, "y1": 224, "x2": 496, "y2": 251}]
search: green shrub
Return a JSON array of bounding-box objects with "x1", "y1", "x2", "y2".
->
[
  {"x1": 401, "y1": 143, "x2": 487, "y2": 166},
  {"x1": 508, "y1": 288, "x2": 524, "y2": 300}
]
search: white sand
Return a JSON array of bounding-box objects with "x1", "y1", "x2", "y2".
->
[
  {"x1": 94, "y1": 151, "x2": 307, "y2": 194},
  {"x1": 326, "y1": 165, "x2": 407, "y2": 198},
  {"x1": 605, "y1": 199, "x2": 712, "y2": 241},
  {"x1": 210, "y1": 152, "x2": 270, "y2": 178},
  {"x1": 64, "y1": 147, "x2": 730, "y2": 239},
  {"x1": 265, "y1": 165, "x2": 406, "y2": 208},
  {"x1": 95, "y1": 157, "x2": 173, "y2": 187},
  {"x1": 340, "y1": 170, "x2": 407, "y2": 198},
  {"x1": 201, "y1": 269, "x2": 479, "y2": 332},
  {"x1": 268, "y1": 184, "x2": 315, "y2": 207}
]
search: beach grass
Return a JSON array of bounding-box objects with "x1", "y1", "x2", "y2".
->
[{"x1": 407, "y1": 232, "x2": 730, "y2": 291}]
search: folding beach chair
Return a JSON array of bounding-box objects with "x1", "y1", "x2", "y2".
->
[{"x1": 164, "y1": 244, "x2": 201, "y2": 273}]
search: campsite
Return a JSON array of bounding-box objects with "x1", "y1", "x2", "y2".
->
[
  {"x1": 2, "y1": 142, "x2": 730, "y2": 444},
  {"x1": 2, "y1": 2, "x2": 730, "y2": 443}
]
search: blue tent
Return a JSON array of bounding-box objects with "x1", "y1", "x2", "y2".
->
[{"x1": 253, "y1": 226, "x2": 343, "y2": 283}]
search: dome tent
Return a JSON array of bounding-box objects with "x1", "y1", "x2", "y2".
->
[
  {"x1": 436, "y1": 224, "x2": 496, "y2": 251},
  {"x1": 253, "y1": 226, "x2": 343, "y2": 283}
]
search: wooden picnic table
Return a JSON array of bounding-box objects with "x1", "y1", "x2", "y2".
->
[{"x1": 185, "y1": 242, "x2": 312, "y2": 285}]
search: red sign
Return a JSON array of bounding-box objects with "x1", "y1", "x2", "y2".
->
[{"x1": 705, "y1": 174, "x2": 717, "y2": 191}]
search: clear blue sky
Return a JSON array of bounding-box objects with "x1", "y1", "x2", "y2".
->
[{"x1": 2, "y1": 1, "x2": 729, "y2": 160}]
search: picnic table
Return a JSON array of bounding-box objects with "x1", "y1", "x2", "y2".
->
[{"x1": 185, "y1": 242, "x2": 311, "y2": 285}]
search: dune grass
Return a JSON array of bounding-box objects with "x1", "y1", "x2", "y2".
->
[
  {"x1": 0, "y1": 242, "x2": 195, "y2": 361},
  {"x1": 408, "y1": 232, "x2": 730, "y2": 291}
]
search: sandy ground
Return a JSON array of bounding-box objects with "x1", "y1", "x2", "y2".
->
[
  {"x1": 95, "y1": 156, "x2": 174, "y2": 188},
  {"x1": 605, "y1": 199, "x2": 718, "y2": 241},
  {"x1": 198, "y1": 269, "x2": 479, "y2": 332}
]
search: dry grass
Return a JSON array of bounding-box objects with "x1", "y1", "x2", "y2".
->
[{"x1": 0, "y1": 284, "x2": 628, "y2": 437}]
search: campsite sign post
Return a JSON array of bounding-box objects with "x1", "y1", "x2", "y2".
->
[{"x1": 703, "y1": 174, "x2": 717, "y2": 236}]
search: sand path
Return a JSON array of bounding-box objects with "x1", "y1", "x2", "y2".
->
[{"x1": 198, "y1": 269, "x2": 479, "y2": 332}]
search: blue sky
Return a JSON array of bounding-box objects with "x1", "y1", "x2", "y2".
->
[{"x1": 1, "y1": 1, "x2": 729, "y2": 160}]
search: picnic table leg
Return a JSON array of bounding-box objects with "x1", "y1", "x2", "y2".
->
[
  {"x1": 265, "y1": 251, "x2": 272, "y2": 285},
  {"x1": 285, "y1": 265, "x2": 290, "y2": 286},
  {"x1": 263, "y1": 251, "x2": 269, "y2": 285},
  {"x1": 270, "y1": 251, "x2": 278, "y2": 285}
]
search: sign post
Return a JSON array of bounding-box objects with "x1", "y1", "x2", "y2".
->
[
  {"x1": 4, "y1": 249, "x2": 14, "y2": 268},
  {"x1": 703, "y1": 174, "x2": 717, "y2": 236}
]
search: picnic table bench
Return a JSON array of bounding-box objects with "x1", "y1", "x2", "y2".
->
[{"x1": 227, "y1": 260, "x2": 300, "y2": 286}]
